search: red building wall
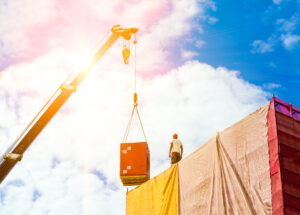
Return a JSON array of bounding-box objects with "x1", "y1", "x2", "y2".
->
[{"x1": 268, "y1": 97, "x2": 300, "y2": 215}]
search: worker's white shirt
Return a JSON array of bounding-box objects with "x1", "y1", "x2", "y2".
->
[{"x1": 171, "y1": 139, "x2": 182, "y2": 153}]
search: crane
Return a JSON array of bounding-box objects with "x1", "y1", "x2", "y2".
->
[{"x1": 0, "y1": 25, "x2": 138, "y2": 184}]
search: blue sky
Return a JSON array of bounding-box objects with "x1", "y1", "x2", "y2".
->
[{"x1": 186, "y1": 0, "x2": 299, "y2": 106}]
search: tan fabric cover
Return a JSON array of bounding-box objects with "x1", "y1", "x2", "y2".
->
[{"x1": 179, "y1": 103, "x2": 272, "y2": 214}]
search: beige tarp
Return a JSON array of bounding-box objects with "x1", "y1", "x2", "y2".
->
[
  {"x1": 178, "y1": 103, "x2": 272, "y2": 214},
  {"x1": 126, "y1": 164, "x2": 179, "y2": 215}
]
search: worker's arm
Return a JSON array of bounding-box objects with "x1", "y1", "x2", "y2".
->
[
  {"x1": 180, "y1": 145, "x2": 183, "y2": 158},
  {"x1": 169, "y1": 142, "x2": 173, "y2": 158}
]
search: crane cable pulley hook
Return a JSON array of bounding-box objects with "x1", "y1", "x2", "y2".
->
[
  {"x1": 122, "y1": 33, "x2": 147, "y2": 143},
  {"x1": 122, "y1": 32, "x2": 137, "y2": 65},
  {"x1": 122, "y1": 38, "x2": 130, "y2": 64}
]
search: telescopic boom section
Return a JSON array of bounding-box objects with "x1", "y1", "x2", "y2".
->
[{"x1": 0, "y1": 25, "x2": 139, "y2": 184}]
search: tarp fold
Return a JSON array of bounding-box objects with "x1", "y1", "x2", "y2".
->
[{"x1": 179, "y1": 103, "x2": 272, "y2": 215}]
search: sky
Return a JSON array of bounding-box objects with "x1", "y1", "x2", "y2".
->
[{"x1": 0, "y1": 0, "x2": 299, "y2": 214}]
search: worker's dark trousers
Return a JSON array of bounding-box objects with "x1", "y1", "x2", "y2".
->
[{"x1": 171, "y1": 152, "x2": 181, "y2": 164}]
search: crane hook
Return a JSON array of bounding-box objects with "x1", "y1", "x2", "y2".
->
[{"x1": 122, "y1": 47, "x2": 130, "y2": 64}]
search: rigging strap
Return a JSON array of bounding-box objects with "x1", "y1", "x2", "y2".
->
[{"x1": 122, "y1": 93, "x2": 147, "y2": 143}]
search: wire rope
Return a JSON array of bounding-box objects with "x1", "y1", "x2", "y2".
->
[{"x1": 122, "y1": 33, "x2": 147, "y2": 143}]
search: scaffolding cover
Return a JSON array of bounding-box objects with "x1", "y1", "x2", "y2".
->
[
  {"x1": 126, "y1": 164, "x2": 179, "y2": 215},
  {"x1": 178, "y1": 103, "x2": 272, "y2": 214}
]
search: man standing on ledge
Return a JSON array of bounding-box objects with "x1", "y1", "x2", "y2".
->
[{"x1": 169, "y1": 133, "x2": 183, "y2": 164}]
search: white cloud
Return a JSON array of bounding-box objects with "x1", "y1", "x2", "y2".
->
[
  {"x1": 276, "y1": 16, "x2": 298, "y2": 32},
  {"x1": 251, "y1": 40, "x2": 274, "y2": 53},
  {"x1": 149, "y1": 0, "x2": 200, "y2": 40},
  {"x1": 276, "y1": 13, "x2": 300, "y2": 50},
  {"x1": 273, "y1": 0, "x2": 283, "y2": 4},
  {"x1": 208, "y1": 16, "x2": 219, "y2": 24},
  {"x1": 255, "y1": 7, "x2": 299, "y2": 53},
  {"x1": 263, "y1": 83, "x2": 281, "y2": 90},
  {"x1": 281, "y1": 33, "x2": 299, "y2": 49},
  {"x1": 181, "y1": 51, "x2": 199, "y2": 59},
  {"x1": 0, "y1": 0, "x2": 55, "y2": 58},
  {"x1": 196, "y1": 40, "x2": 206, "y2": 48},
  {"x1": 202, "y1": 0, "x2": 217, "y2": 11},
  {"x1": 195, "y1": 24, "x2": 204, "y2": 34}
]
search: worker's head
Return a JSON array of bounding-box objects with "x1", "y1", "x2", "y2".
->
[{"x1": 173, "y1": 133, "x2": 178, "y2": 139}]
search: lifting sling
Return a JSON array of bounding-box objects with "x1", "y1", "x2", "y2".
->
[{"x1": 122, "y1": 92, "x2": 147, "y2": 143}]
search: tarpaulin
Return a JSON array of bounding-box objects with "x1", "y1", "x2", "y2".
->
[
  {"x1": 126, "y1": 164, "x2": 179, "y2": 215},
  {"x1": 179, "y1": 103, "x2": 272, "y2": 214}
]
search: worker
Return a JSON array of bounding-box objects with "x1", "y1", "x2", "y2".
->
[{"x1": 169, "y1": 133, "x2": 183, "y2": 164}]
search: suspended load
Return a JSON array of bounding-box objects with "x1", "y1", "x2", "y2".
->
[
  {"x1": 120, "y1": 35, "x2": 150, "y2": 186},
  {"x1": 120, "y1": 141, "x2": 150, "y2": 186},
  {"x1": 120, "y1": 93, "x2": 150, "y2": 186}
]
